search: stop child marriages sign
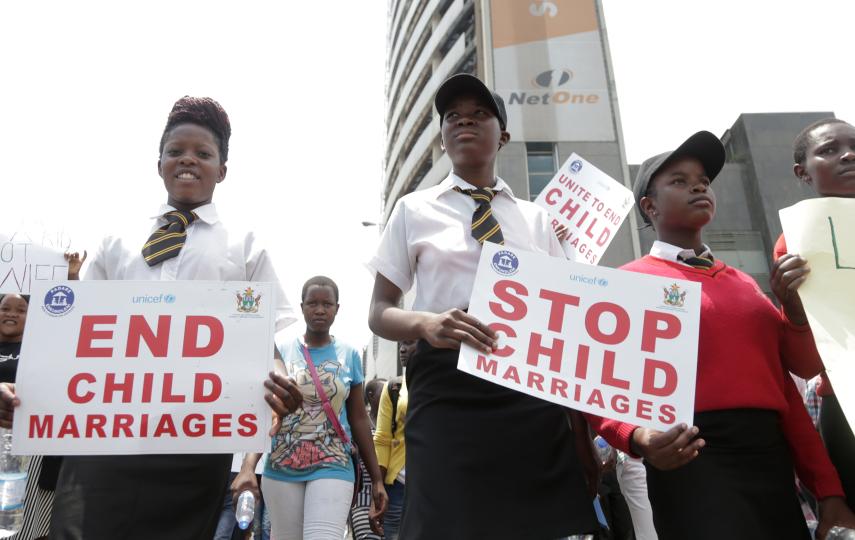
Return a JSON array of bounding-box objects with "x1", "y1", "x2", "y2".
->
[
  {"x1": 459, "y1": 243, "x2": 701, "y2": 431},
  {"x1": 534, "y1": 153, "x2": 634, "y2": 265},
  {"x1": 13, "y1": 281, "x2": 276, "y2": 455}
]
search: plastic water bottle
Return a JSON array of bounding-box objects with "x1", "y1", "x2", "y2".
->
[
  {"x1": 235, "y1": 490, "x2": 255, "y2": 530},
  {"x1": 827, "y1": 526, "x2": 855, "y2": 539},
  {"x1": 594, "y1": 436, "x2": 615, "y2": 466},
  {"x1": 0, "y1": 429, "x2": 30, "y2": 538}
]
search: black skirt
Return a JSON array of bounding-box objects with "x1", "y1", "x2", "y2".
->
[
  {"x1": 645, "y1": 409, "x2": 810, "y2": 540},
  {"x1": 50, "y1": 454, "x2": 231, "y2": 540},
  {"x1": 399, "y1": 342, "x2": 597, "y2": 540}
]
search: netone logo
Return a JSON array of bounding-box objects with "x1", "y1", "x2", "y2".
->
[
  {"x1": 508, "y1": 68, "x2": 600, "y2": 107},
  {"x1": 532, "y1": 69, "x2": 573, "y2": 88}
]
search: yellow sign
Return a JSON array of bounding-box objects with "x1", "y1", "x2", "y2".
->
[{"x1": 780, "y1": 198, "x2": 855, "y2": 432}]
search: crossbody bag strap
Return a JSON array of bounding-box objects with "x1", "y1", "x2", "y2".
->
[{"x1": 300, "y1": 344, "x2": 350, "y2": 445}]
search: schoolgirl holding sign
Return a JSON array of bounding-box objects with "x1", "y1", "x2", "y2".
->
[
  {"x1": 235, "y1": 276, "x2": 387, "y2": 540},
  {"x1": 589, "y1": 131, "x2": 855, "y2": 540},
  {"x1": 0, "y1": 97, "x2": 304, "y2": 540},
  {"x1": 368, "y1": 74, "x2": 598, "y2": 539},
  {"x1": 775, "y1": 118, "x2": 855, "y2": 509}
]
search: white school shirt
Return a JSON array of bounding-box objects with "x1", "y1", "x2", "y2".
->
[
  {"x1": 369, "y1": 173, "x2": 563, "y2": 313},
  {"x1": 85, "y1": 203, "x2": 297, "y2": 331},
  {"x1": 649, "y1": 240, "x2": 714, "y2": 268}
]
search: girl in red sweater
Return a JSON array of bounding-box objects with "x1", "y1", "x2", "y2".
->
[
  {"x1": 775, "y1": 118, "x2": 855, "y2": 509},
  {"x1": 589, "y1": 131, "x2": 855, "y2": 540}
]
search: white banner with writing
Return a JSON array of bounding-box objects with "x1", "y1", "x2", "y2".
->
[
  {"x1": 459, "y1": 243, "x2": 700, "y2": 431},
  {"x1": 0, "y1": 233, "x2": 68, "y2": 294},
  {"x1": 780, "y1": 198, "x2": 855, "y2": 434}
]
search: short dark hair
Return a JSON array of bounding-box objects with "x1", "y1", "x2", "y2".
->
[
  {"x1": 301, "y1": 275, "x2": 339, "y2": 303},
  {"x1": 793, "y1": 118, "x2": 850, "y2": 166},
  {"x1": 364, "y1": 378, "x2": 387, "y2": 405},
  {"x1": 159, "y1": 96, "x2": 231, "y2": 164}
]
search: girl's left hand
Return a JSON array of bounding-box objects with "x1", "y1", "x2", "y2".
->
[
  {"x1": 369, "y1": 480, "x2": 389, "y2": 534},
  {"x1": 770, "y1": 253, "x2": 810, "y2": 325},
  {"x1": 817, "y1": 496, "x2": 855, "y2": 539},
  {"x1": 553, "y1": 223, "x2": 570, "y2": 241}
]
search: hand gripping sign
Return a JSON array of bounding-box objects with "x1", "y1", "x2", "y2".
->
[
  {"x1": 534, "y1": 153, "x2": 634, "y2": 265},
  {"x1": 459, "y1": 244, "x2": 700, "y2": 431},
  {"x1": 780, "y1": 198, "x2": 855, "y2": 434},
  {"x1": 13, "y1": 281, "x2": 275, "y2": 455}
]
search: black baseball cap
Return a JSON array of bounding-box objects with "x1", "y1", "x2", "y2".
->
[
  {"x1": 434, "y1": 74, "x2": 507, "y2": 130},
  {"x1": 632, "y1": 130, "x2": 726, "y2": 224}
]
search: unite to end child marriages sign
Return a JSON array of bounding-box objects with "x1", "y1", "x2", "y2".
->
[
  {"x1": 13, "y1": 281, "x2": 275, "y2": 455},
  {"x1": 459, "y1": 243, "x2": 701, "y2": 431},
  {"x1": 534, "y1": 153, "x2": 634, "y2": 265}
]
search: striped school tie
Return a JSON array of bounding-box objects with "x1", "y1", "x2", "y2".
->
[
  {"x1": 141, "y1": 210, "x2": 197, "y2": 266},
  {"x1": 678, "y1": 253, "x2": 714, "y2": 269},
  {"x1": 454, "y1": 186, "x2": 504, "y2": 245}
]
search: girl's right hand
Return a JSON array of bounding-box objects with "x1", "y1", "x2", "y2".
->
[
  {"x1": 419, "y1": 309, "x2": 497, "y2": 354},
  {"x1": 230, "y1": 469, "x2": 260, "y2": 508},
  {"x1": 631, "y1": 424, "x2": 705, "y2": 470}
]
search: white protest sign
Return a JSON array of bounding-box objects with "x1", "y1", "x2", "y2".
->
[
  {"x1": 0, "y1": 233, "x2": 68, "y2": 294},
  {"x1": 13, "y1": 280, "x2": 275, "y2": 455},
  {"x1": 780, "y1": 198, "x2": 855, "y2": 434},
  {"x1": 534, "y1": 153, "x2": 634, "y2": 265},
  {"x1": 459, "y1": 243, "x2": 700, "y2": 431}
]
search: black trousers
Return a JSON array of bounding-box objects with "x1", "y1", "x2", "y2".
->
[{"x1": 820, "y1": 394, "x2": 855, "y2": 509}]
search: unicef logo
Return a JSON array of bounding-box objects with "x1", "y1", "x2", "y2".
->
[
  {"x1": 164, "y1": 294, "x2": 176, "y2": 304},
  {"x1": 43, "y1": 285, "x2": 75, "y2": 316},
  {"x1": 570, "y1": 160, "x2": 583, "y2": 173},
  {"x1": 491, "y1": 250, "x2": 520, "y2": 276}
]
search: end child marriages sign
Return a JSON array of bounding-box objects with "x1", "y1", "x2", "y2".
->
[
  {"x1": 13, "y1": 281, "x2": 275, "y2": 455},
  {"x1": 534, "y1": 153, "x2": 634, "y2": 265},
  {"x1": 459, "y1": 244, "x2": 701, "y2": 431}
]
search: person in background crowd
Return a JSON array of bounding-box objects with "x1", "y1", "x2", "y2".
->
[
  {"x1": 364, "y1": 378, "x2": 387, "y2": 428},
  {"x1": 776, "y1": 118, "x2": 855, "y2": 510},
  {"x1": 367, "y1": 73, "x2": 598, "y2": 539},
  {"x1": 0, "y1": 96, "x2": 303, "y2": 540},
  {"x1": 588, "y1": 131, "x2": 855, "y2": 540},
  {"x1": 236, "y1": 276, "x2": 387, "y2": 540},
  {"x1": 214, "y1": 454, "x2": 271, "y2": 540},
  {"x1": 615, "y1": 452, "x2": 657, "y2": 540},
  {"x1": 373, "y1": 339, "x2": 416, "y2": 540},
  {"x1": 349, "y1": 377, "x2": 386, "y2": 540},
  {"x1": 0, "y1": 294, "x2": 55, "y2": 540}
]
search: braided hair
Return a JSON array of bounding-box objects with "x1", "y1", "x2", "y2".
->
[{"x1": 159, "y1": 96, "x2": 231, "y2": 164}]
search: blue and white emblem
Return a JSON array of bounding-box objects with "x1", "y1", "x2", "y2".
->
[
  {"x1": 491, "y1": 250, "x2": 519, "y2": 276},
  {"x1": 43, "y1": 285, "x2": 75, "y2": 316},
  {"x1": 570, "y1": 160, "x2": 583, "y2": 173}
]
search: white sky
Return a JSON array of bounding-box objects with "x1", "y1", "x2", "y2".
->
[{"x1": 3, "y1": 0, "x2": 854, "y2": 350}]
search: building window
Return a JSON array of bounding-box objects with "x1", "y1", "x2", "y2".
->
[{"x1": 526, "y1": 142, "x2": 557, "y2": 200}]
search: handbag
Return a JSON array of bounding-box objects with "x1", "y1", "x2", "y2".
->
[{"x1": 300, "y1": 343, "x2": 364, "y2": 505}]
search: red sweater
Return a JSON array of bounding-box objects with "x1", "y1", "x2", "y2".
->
[
  {"x1": 588, "y1": 255, "x2": 843, "y2": 499},
  {"x1": 774, "y1": 233, "x2": 832, "y2": 396}
]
